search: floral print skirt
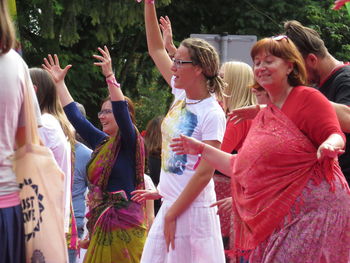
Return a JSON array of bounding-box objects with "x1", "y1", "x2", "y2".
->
[{"x1": 249, "y1": 178, "x2": 350, "y2": 263}]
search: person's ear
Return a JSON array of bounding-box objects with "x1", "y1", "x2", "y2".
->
[
  {"x1": 194, "y1": 65, "x2": 203, "y2": 76},
  {"x1": 305, "y1": 53, "x2": 318, "y2": 68},
  {"x1": 33, "y1": 84, "x2": 38, "y2": 93},
  {"x1": 286, "y1": 62, "x2": 294, "y2": 75}
]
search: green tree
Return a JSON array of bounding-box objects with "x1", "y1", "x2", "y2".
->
[{"x1": 15, "y1": 0, "x2": 350, "y2": 130}]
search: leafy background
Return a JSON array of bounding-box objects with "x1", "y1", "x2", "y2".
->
[{"x1": 14, "y1": 0, "x2": 350, "y2": 130}]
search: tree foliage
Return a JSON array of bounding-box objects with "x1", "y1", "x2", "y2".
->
[{"x1": 15, "y1": 0, "x2": 350, "y2": 130}]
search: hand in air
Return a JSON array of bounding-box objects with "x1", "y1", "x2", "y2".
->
[
  {"x1": 159, "y1": 16, "x2": 175, "y2": 52},
  {"x1": 210, "y1": 197, "x2": 232, "y2": 215},
  {"x1": 227, "y1": 105, "x2": 260, "y2": 124},
  {"x1": 130, "y1": 189, "x2": 162, "y2": 203},
  {"x1": 93, "y1": 46, "x2": 114, "y2": 78},
  {"x1": 317, "y1": 142, "x2": 344, "y2": 160},
  {"x1": 42, "y1": 54, "x2": 72, "y2": 84},
  {"x1": 170, "y1": 134, "x2": 205, "y2": 155}
]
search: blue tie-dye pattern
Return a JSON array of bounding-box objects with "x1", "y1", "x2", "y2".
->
[{"x1": 167, "y1": 107, "x2": 198, "y2": 175}]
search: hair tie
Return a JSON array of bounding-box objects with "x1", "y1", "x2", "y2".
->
[{"x1": 206, "y1": 74, "x2": 217, "y2": 80}]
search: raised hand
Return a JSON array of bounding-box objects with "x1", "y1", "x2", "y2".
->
[
  {"x1": 93, "y1": 46, "x2": 114, "y2": 78},
  {"x1": 170, "y1": 134, "x2": 205, "y2": 155},
  {"x1": 42, "y1": 54, "x2": 72, "y2": 84},
  {"x1": 210, "y1": 197, "x2": 232, "y2": 215},
  {"x1": 159, "y1": 16, "x2": 176, "y2": 55},
  {"x1": 130, "y1": 189, "x2": 162, "y2": 203}
]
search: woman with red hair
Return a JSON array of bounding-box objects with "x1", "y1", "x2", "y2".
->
[{"x1": 171, "y1": 36, "x2": 350, "y2": 262}]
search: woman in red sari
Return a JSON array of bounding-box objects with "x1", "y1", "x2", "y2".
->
[{"x1": 171, "y1": 36, "x2": 350, "y2": 263}]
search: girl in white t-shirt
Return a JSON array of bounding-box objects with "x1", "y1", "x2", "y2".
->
[
  {"x1": 0, "y1": 1, "x2": 41, "y2": 261},
  {"x1": 131, "y1": 1, "x2": 226, "y2": 262},
  {"x1": 29, "y1": 68, "x2": 78, "y2": 254}
]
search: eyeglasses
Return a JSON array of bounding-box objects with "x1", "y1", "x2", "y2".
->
[
  {"x1": 271, "y1": 35, "x2": 288, "y2": 41},
  {"x1": 97, "y1": 109, "x2": 113, "y2": 117},
  {"x1": 172, "y1": 58, "x2": 193, "y2": 68}
]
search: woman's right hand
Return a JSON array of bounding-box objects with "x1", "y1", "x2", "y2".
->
[
  {"x1": 42, "y1": 54, "x2": 72, "y2": 84},
  {"x1": 170, "y1": 134, "x2": 205, "y2": 155},
  {"x1": 159, "y1": 16, "x2": 176, "y2": 55},
  {"x1": 210, "y1": 197, "x2": 232, "y2": 214},
  {"x1": 131, "y1": 189, "x2": 162, "y2": 203},
  {"x1": 227, "y1": 104, "x2": 261, "y2": 124}
]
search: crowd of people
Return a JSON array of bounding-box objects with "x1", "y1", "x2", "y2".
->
[{"x1": 1, "y1": 0, "x2": 350, "y2": 262}]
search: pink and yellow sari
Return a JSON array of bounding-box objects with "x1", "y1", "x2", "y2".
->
[
  {"x1": 230, "y1": 104, "x2": 350, "y2": 262},
  {"x1": 83, "y1": 133, "x2": 146, "y2": 263}
]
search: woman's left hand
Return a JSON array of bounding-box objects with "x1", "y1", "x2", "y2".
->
[
  {"x1": 42, "y1": 54, "x2": 72, "y2": 84},
  {"x1": 164, "y1": 210, "x2": 176, "y2": 252},
  {"x1": 317, "y1": 142, "x2": 344, "y2": 160},
  {"x1": 93, "y1": 46, "x2": 114, "y2": 78}
]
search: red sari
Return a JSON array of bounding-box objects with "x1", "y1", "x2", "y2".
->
[{"x1": 230, "y1": 86, "x2": 350, "y2": 262}]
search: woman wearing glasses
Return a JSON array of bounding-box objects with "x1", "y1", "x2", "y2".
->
[
  {"x1": 170, "y1": 36, "x2": 350, "y2": 263},
  {"x1": 42, "y1": 46, "x2": 147, "y2": 263},
  {"x1": 131, "y1": 1, "x2": 226, "y2": 263}
]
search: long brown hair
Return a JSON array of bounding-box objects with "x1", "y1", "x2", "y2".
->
[
  {"x1": 284, "y1": 20, "x2": 327, "y2": 58},
  {"x1": 29, "y1": 68, "x2": 75, "y2": 146},
  {"x1": 0, "y1": 0, "x2": 15, "y2": 54},
  {"x1": 144, "y1": 115, "x2": 163, "y2": 157}
]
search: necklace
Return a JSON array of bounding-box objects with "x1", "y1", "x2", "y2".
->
[{"x1": 185, "y1": 98, "x2": 205, "y2": 105}]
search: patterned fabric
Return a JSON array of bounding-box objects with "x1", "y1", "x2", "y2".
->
[
  {"x1": 84, "y1": 131, "x2": 146, "y2": 263},
  {"x1": 230, "y1": 103, "x2": 350, "y2": 258},
  {"x1": 213, "y1": 174, "x2": 236, "y2": 263},
  {"x1": 67, "y1": 144, "x2": 79, "y2": 250},
  {"x1": 249, "y1": 179, "x2": 350, "y2": 263}
]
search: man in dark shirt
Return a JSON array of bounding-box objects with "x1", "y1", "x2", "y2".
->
[{"x1": 284, "y1": 20, "x2": 350, "y2": 183}]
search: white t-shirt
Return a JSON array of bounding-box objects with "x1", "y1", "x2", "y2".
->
[
  {"x1": 39, "y1": 113, "x2": 72, "y2": 232},
  {"x1": 158, "y1": 83, "x2": 226, "y2": 203},
  {"x1": 0, "y1": 49, "x2": 41, "y2": 197}
]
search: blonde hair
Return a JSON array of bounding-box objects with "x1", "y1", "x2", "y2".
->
[
  {"x1": 0, "y1": 0, "x2": 15, "y2": 54},
  {"x1": 222, "y1": 61, "x2": 256, "y2": 113},
  {"x1": 181, "y1": 38, "x2": 226, "y2": 101}
]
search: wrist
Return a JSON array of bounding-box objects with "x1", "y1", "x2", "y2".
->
[
  {"x1": 198, "y1": 142, "x2": 206, "y2": 154},
  {"x1": 146, "y1": 0, "x2": 154, "y2": 4},
  {"x1": 105, "y1": 73, "x2": 114, "y2": 79},
  {"x1": 106, "y1": 76, "x2": 120, "y2": 88},
  {"x1": 165, "y1": 208, "x2": 176, "y2": 222}
]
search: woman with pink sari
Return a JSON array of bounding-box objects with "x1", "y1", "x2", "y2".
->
[{"x1": 171, "y1": 36, "x2": 350, "y2": 263}]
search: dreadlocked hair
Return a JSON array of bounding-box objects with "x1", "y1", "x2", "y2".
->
[{"x1": 181, "y1": 38, "x2": 226, "y2": 101}]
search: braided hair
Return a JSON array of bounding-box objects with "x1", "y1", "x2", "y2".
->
[{"x1": 181, "y1": 38, "x2": 226, "y2": 101}]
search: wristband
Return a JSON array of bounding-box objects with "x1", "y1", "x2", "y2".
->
[
  {"x1": 106, "y1": 76, "x2": 120, "y2": 88},
  {"x1": 105, "y1": 73, "x2": 114, "y2": 79},
  {"x1": 136, "y1": 0, "x2": 154, "y2": 3},
  {"x1": 198, "y1": 142, "x2": 205, "y2": 154}
]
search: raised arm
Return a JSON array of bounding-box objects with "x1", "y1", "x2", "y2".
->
[
  {"x1": 159, "y1": 16, "x2": 177, "y2": 58},
  {"x1": 93, "y1": 46, "x2": 124, "y2": 102},
  {"x1": 43, "y1": 54, "x2": 106, "y2": 148},
  {"x1": 144, "y1": 1, "x2": 173, "y2": 85},
  {"x1": 42, "y1": 54, "x2": 73, "y2": 107}
]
